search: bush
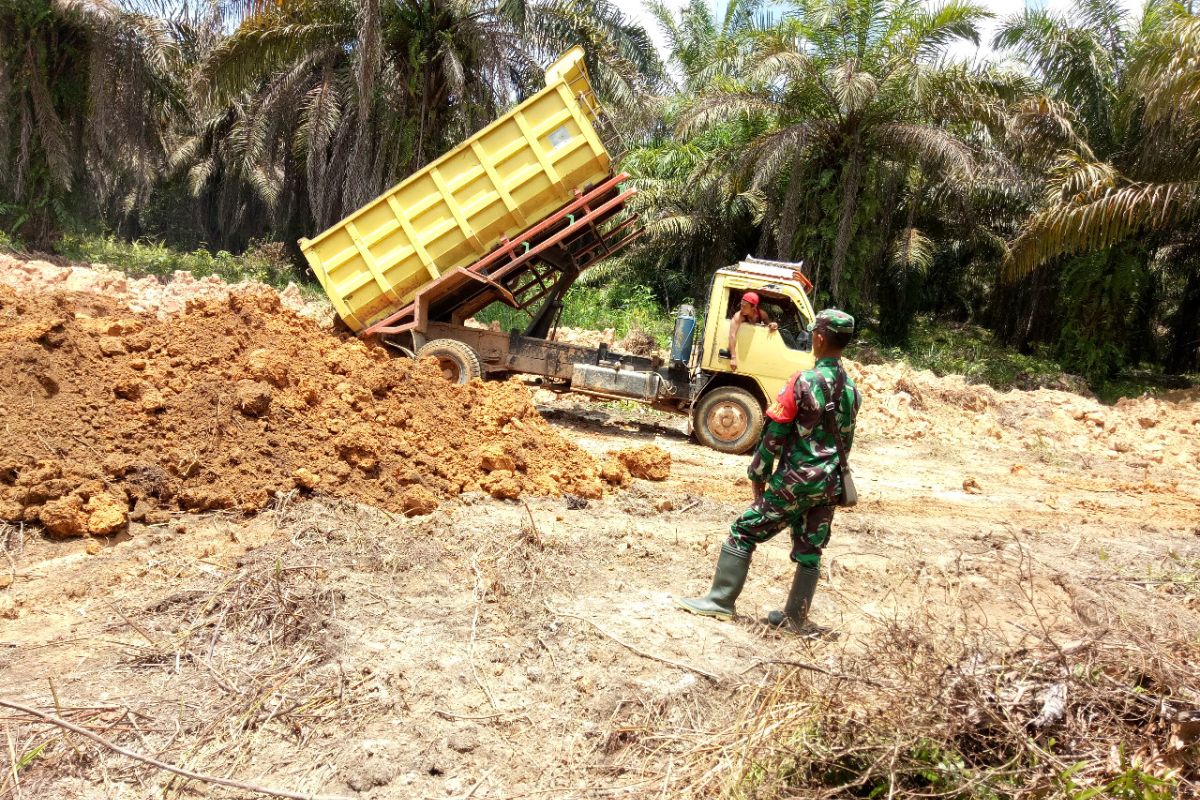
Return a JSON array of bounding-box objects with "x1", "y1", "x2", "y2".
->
[
  {"x1": 0, "y1": 229, "x2": 23, "y2": 253},
  {"x1": 55, "y1": 235, "x2": 304, "y2": 289},
  {"x1": 477, "y1": 283, "x2": 676, "y2": 346},
  {"x1": 853, "y1": 315, "x2": 1080, "y2": 392}
]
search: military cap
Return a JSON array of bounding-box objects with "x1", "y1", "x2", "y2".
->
[{"x1": 807, "y1": 308, "x2": 855, "y2": 335}]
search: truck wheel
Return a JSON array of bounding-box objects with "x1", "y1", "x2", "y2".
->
[
  {"x1": 693, "y1": 386, "x2": 765, "y2": 454},
  {"x1": 416, "y1": 339, "x2": 482, "y2": 384}
]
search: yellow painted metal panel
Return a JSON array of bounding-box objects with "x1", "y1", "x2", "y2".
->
[{"x1": 300, "y1": 47, "x2": 611, "y2": 332}]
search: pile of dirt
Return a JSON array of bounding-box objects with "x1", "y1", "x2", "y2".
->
[
  {"x1": 551, "y1": 326, "x2": 615, "y2": 348},
  {"x1": 0, "y1": 287, "x2": 604, "y2": 536},
  {"x1": 848, "y1": 360, "x2": 1200, "y2": 476},
  {"x1": 614, "y1": 445, "x2": 672, "y2": 481},
  {"x1": 0, "y1": 253, "x2": 331, "y2": 326}
]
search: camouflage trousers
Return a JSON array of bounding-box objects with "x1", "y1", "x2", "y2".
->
[{"x1": 725, "y1": 485, "x2": 836, "y2": 568}]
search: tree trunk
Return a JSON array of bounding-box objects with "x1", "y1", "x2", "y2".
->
[
  {"x1": 829, "y1": 135, "x2": 863, "y2": 305},
  {"x1": 864, "y1": 167, "x2": 901, "y2": 308},
  {"x1": 1166, "y1": 267, "x2": 1200, "y2": 373},
  {"x1": 776, "y1": 141, "x2": 807, "y2": 262}
]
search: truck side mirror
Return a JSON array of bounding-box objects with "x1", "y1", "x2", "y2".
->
[{"x1": 718, "y1": 348, "x2": 731, "y2": 359}]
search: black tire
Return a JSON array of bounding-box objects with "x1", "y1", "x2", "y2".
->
[
  {"x1": 693, "y1": 386, "x2": 765, "y2": 454},
  {"x1": 416, "y1": 339, "x2": 482, "y2": 385}
]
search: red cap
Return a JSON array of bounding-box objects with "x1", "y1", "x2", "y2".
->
[{"x1": 741, "y1": 291, "x2": 760, "y2": 306}]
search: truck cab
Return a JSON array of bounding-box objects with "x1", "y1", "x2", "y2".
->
[{"x1": 687, "y1": 258, "x2": 817, "y2": 454}]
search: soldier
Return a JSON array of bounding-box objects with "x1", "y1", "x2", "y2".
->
[{"x1": 679, "y1": 309, "x2": 860, "y2": 632}]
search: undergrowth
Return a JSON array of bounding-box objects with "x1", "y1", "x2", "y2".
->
[
  {"x1": 852, "y1": 316, "x2": 1082, "y2": 393},
  {"x1": 475, "y1": 283, "x2": 675, "y2": 345},
  {"x1": 55, "y1": 235, "x2": 311, "y2": 292},
  {"x1": 645, "y1": 569, "x2": 1200, "y2": 800},
  {"x1": 853, "y1": 316, "x2": 1196, "y2": 401}
]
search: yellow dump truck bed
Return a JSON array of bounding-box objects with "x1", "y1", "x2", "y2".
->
[{"x1": 299, "y1": 47, "x2": 612, "y2": 332}]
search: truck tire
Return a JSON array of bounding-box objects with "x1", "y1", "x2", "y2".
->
[
  {"x1": 693, "y1": 386, "x2": 765, "y2": 454},
  {"x1": 416, "y1": 339, "x2": 482, "y2": 385}
]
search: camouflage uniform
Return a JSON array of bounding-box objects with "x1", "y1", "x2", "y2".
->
[
  {"x1": 678, "y1": 309, "x2": 859, "y2": 627},
  {"x1": 726, "y1": 353, "x2": 860, "y2": 567}
]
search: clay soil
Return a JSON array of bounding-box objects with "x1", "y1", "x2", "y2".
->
[
  {"x1": 0, "y1": 286, "x2": 605, "y2": 536},
  {"x1": 1, "y1": 260, "x2": 1199, "y2": 799}
]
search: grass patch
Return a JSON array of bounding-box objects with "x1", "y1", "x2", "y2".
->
[
  {"x1": 853, "y1": 316, "x2": 1196, "y2": 401},
  {"x1": 475, "y1": 283, "x2": 674, "y2": 345},
  {"x1": 55, "y1": 234, "x2": 311, "y2": 292},
  {"x1": 852, "y1": 316, "x2": 1079, "y2": 393},
  {"x1": 0, "y1": 229, "x2": 24, "y2": 253}
]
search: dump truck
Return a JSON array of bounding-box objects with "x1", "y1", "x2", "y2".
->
[{"x1": 300, "y1": 48, "x2": 819, "y2": 454}]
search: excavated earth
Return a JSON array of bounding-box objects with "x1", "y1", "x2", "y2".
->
[
  {"x1": 1, "y1": 257, "x2": 1198, "y2": 800},
  {"x1": 0, "y1": 285, "x2": 607, "y2": 536}
]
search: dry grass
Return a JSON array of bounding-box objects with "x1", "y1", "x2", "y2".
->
[
  {"x1": 622, "y1": 571, "x2": 1200, "y2": 800},
  {"x1": 1, "y1": 502, "x2": 402, "y2": 799}
]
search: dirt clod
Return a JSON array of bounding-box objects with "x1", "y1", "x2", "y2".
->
[
  {"x1": 614, "y1": 445, "x2": 672, "y2": 481},
  {"x1": 599, "y1": 459, "x2": 631, "y2": 486},
  {"x1": 479, "y1": 444, "x2": 515, "y2": 472},
  {"x1": 235, "y1": 379, "x2": 273, "y2": 416},
  {"x1": 38, "y1": 496, "x2": 88, "y2": 537},
  {"x1": 84, "y1": 493, "x2": 128, "y2": 535},
  {"x1": 480, "y1": 470, "x2": 522, "y2": 500},
  {"x1": 447, "y1": 725, "x2": 480, "y2": 753}
]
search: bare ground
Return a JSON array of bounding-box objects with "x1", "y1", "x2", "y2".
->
[{"x1": 2, "y1": 385, "x2": 1198, "y2": 799}]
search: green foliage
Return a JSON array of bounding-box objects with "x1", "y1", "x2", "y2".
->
[
  {"x1": 0, "y1": 229, "x2": 23, "y2": 253},
  {"x1": 476, "y1": 283, "x2": 674, "y2": 345},
  {"x1": 56, "y1": 235, "x2": 305, "y2": 290},
  {"x1": 1054, "y1": 247, "x2": 1149, "y2": 384},
  {"x1": 4, "y1": 0, "x2": 1199, "y2": 380},
  {"x1": 854, "y1": 316, "x2": 1082, "y2": 392},
  {"x1": 1058, "y1": 756, "x2": 1177, "y2": 800}
]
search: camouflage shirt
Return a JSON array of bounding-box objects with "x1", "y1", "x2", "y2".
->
[{"x1": 748, "y1": 357, "x2": 860, "y2": 495}]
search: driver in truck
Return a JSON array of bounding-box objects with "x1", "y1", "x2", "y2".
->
[{"x1": 727, "y1": 291, "x2": 777, "y2": 371}]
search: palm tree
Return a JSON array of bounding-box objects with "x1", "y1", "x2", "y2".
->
[
  {"x1": 999, "y1": 2, "x2": 1200, "y2": 373},
  {"x1": 168, "y1": 0, "x2": 663, "y2": 249},
  {"x1": 0, "y1": 0, "x2": 180, "y2": 247},
  {"x1": 674, "y1": 0, "x2": 1006, "y2": 307}
]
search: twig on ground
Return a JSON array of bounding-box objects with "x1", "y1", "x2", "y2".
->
[
  {"x1": 102, "y1": 599, "x2": 161, "y2": 649},
  {"x1": 432, "y1": 709, "x2": 510, "y2": 721},
  {"x1": 469, "y1": 551, "x2": 500, "y2": 710},
  {"x1": 5, "y1": 726, "x2": 23, "y2": 800},
  {"x1": 544, "y1": 602, "x2": 720, "y2": 682},
  {"x1": 452, "y1": 766, "x2": 495, "y2": 799},
  {"x1": 739, "y1": 658, "x2": 887, "y2": 687},
  {"x1": 0, "y1": 699, "x2": 351, "y2": 800}
]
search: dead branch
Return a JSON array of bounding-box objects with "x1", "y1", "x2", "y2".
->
[
  {"x1": 739, "y1": 658, "x2": 888, "y2": 687},
  {"x1": 0, "y1": 699, "x2": 351, "y2": 800},
  {"x1": 544, "y1": 602, "x2": 720, "y2": 682}
]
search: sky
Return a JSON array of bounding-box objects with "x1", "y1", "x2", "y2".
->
[{"x1": 611, "y1": 0, "x2": 1147, "y2": 65}]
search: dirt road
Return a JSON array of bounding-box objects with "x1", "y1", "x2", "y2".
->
[
  {"x1": 1, "y1": 260, "x2": 1197, "y2": 797},
  {"x1": 3, "y1": 389, "x2": 1198, "y2": 798}
]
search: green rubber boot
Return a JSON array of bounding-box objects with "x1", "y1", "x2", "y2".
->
[
  {"x1": 766, "y1": 564, "x2": 819, "y2": 630},
  {"x1": 677, "y1": 545, "x2": 751, "y2": 620}
]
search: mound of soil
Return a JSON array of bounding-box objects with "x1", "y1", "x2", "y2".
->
[
  {"x1": 848, "y1": 360, "x2": 1200, "y2": 475},
  {"x1": 0, "y1": 287, "x2": 603, "y2": 535},
  {"x1": 614, "y1": 445, "x2": 672, "y2": 481},
  {"x1": 0, "y1": 252, "x2": 331, "y2": 326}
]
